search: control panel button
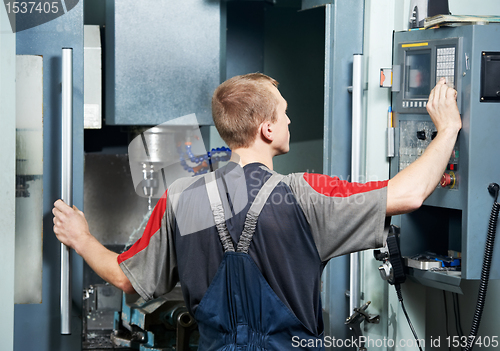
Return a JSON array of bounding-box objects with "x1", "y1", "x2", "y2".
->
[
  {"x1": 440, "y1": 171, "x2": 456, "y2": 188},
  {"x1": 416, "y1": 130, "x2": 426, "y2": 140},
  {"x1": 441, "y1": 173, "x2": 451, "y2": 187}
]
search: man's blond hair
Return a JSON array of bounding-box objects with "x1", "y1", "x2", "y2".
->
[{"x1": 212, "y1": 73, "x2": 279, "y2": 149}]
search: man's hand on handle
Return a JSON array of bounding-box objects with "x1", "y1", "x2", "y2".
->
[
  {"x1": 52, "y1": 200, "x2": 136, "y2": 294},
  {"x1": 53, "y1": 199, "x2": 90, "y2": 253}
]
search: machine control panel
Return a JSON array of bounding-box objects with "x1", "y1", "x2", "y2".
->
[
  {"x1": 391, "y1": 25, "x2": 500, "y2": 281},
  {"x1": 393, "y1": 38, "x2": 461, "y2": 114},
  {"x1": 399, "y1": 120, "x2": 460, "y2": 190}
]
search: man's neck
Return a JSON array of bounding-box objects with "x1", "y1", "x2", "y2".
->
[{"x1": 230, "y1": 147, "x2": 274, "y2": 170}]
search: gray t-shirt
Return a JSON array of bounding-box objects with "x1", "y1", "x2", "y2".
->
[{"x1": 118, "y1": 162, "x2": 389, "y2": 334}]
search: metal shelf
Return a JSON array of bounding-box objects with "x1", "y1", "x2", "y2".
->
[{"x1": 407, "y1": 267, "x2": 463, "y2": 294}]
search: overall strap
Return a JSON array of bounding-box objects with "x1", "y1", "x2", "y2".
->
[
  {"x1": 205, "y1": 172, "x2": 235, "y2": 252},
  {"x1": 236, "y1": 174, "x2": 284, "y2": 253}
]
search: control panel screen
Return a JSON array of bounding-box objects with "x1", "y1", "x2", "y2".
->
[{"x1": 405, "y1": 50, "x2": 432, "y2": 99}]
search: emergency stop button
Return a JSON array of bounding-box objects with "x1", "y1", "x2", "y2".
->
[{"x1": 440, "y1": 171, "x2": 456, "y2": 188}]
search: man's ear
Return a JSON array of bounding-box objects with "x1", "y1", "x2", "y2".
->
[{"x1": 260, "y1": 121, "x2": 274, "y2": 143}]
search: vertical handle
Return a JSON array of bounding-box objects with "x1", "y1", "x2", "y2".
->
[
  {"x1": 351, "y1": 54, "x2": 363, "y2": 182},
  {"x1": 349, "y1": 54, "x2": 363, "y2": 314},
  {"x1": 61, "y1": 47, "x2": 73, "y2": 335}
]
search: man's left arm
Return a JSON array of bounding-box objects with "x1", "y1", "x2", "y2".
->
[{"x1": 288, "y1": 174, "x2": 390, "y2": 261}]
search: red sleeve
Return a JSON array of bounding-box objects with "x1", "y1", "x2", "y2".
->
[
  {"x1": 117, "y1": 190, "x2": 168, "y2": 264},
  {"x1": 303, "y1": 173, "x2": 388, "y2": 198}
]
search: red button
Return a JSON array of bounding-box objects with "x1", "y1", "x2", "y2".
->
[{"x1": 441, "y1": 173, "x2": 452, "y2": 188}]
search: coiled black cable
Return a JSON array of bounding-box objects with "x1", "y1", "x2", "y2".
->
[{"x1": 464, "y1": 183, "x2": 499, "y2": 351}]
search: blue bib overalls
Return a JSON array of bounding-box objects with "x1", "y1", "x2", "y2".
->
[{"x1": 194, "y1": 173, "x2": 324, "y2": 350}]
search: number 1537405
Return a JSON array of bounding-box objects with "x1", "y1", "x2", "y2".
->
[{"x1": 5, "y1": 2, "x2": 60, "y2": 14}]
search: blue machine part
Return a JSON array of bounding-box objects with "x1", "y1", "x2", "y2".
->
[
  {"x1": 435, "y1": 258, "x2": 461, "y2": 268},
  {"x1": 112, "y1": 287, "x2": 199, "y2": 351},
  {"x1": 178, "y1": 145, "x2": 231, "y2": 176}
]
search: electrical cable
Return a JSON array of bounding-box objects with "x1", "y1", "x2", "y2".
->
[
  {"x1": 453, "y1": 293, "x2": 464, "y2": 338},
  {"x1": 395, "y1": 283, "x2": 423, "y2": 351},
  {"x1": 464, "y1": 183, "x2": 500, "y2": 351},
  {"x1": 452, "y1": 292, "x2": 462, "y2": 338},
  {"x1": 457, "y1": 294, "x2": 465, "y2": 339},
  {"x1": 443, "y1": 291, "x2": 451, "y2": 351}
]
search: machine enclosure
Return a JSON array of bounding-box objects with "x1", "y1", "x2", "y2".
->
[{"x1": 390, "y1": 25, "x2": 500, "y2": 286}]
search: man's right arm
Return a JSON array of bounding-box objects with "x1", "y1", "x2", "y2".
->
[
  {"x1": 386, "y1": 78, "x2": 462, "y2": 216},
  {"x1": 53, "y1": 200, "x2": 136, "y2": 294},
  {"x1": 74, "y1": 231, "x2": 136, "y2": 294}
]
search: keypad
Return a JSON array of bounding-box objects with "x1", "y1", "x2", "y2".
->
[{"x1": 436, "y1": 47, "x2": 455, "y2": 88}]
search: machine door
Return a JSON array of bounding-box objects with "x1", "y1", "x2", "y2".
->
[{"x1": 14, "y1": 2, "x2": 84, "y2": 350}]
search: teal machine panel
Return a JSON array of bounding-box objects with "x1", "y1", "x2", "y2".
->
[{"x1": 390, "y1": 25, "x2": 500, "y2": 285}]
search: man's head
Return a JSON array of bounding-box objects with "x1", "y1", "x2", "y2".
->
[{"x1": 212, "y1": 73, "x2": 289, "y2": 153}]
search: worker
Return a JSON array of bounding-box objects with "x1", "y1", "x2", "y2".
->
[{"x1": 53, "y1": 74, "x2": 461, "y2": 350}]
